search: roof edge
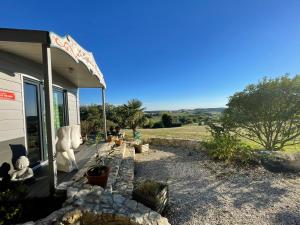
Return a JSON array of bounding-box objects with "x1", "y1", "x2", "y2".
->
[
  {"x1": 49, "y1": 32, "x2": 106, "y2": 88},
  {"x1": 0, "y1": 28, "x2": 49, "y2": 44}
]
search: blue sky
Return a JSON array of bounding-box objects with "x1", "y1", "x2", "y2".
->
[{"x1": 1, "y1": 1, "x2": 300, "y2": 110}]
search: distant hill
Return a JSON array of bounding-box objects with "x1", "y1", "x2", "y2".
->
[{"x1": 145, "y1": 107, "x2": 226, "y2": 115}]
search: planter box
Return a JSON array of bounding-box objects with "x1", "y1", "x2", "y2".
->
[
  {"x1": 134, "y1": 144, "x2": 149, "y2": 153},
  {"x1": 133, "y1": 180, "x2": 169, "y2": 214},
  {"x1": 134, "y1": 144, "x2": 142, "y2": 153}
]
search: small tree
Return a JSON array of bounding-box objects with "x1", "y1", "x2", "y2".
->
[
  {"x1": 107, "y1": 105, "x2": 127, "y2": 128},
  {"x1": 80, "y1": 104, "x2": 102, "y2": 136},
  {"x1": 161, "y1": 113, "x2": 173, "y2": 127},
  {"x1": 123, "y1": 99, "x2": 147, "y2": 130},
  {"x1": 223, "y1": 75, "x2": 300, "y2": 151}
]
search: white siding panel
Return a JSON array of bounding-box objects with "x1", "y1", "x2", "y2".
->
[
  {"x1": 68, "y1": 103, "x2": 78, "y2": 112},
  {"x1": 0, "y1": 70, "x2": 21, "y2": 83},
  {"x1": 67, "y1": 92, "x2": 77, "y2": 102},
  {"x1": 0, "y1": 110, "x2": 23, "y2": 121},
  {"x1": 0, "y1": 70, "x2": 25, "y2": 142},
  {"x1": 0, "y1": 79, "x2": 22, "y2": 93},
  {"x1": 69, "y1": 112, "x2": 78, "y2": 125},
  {"x1": 67, "y1": 89, "x2": 79, "y2": 125},
  {"x1": 0, "y1": 100, "x2": 23, "y2": 110},
  {"x1": 0, "y1": 120, "x2": 24, "y2": 131},
  {"x1": 0, "y1": 129, "x2": 24, "y2": 142}
]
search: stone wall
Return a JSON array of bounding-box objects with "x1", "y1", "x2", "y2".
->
[
  {"x1": 32, "y1": 181, "x2": 169, "y2": 225},
  {"x1": 148, "y1": 137, "x2": 202, "y2": 150},
  {"x1": 25, "y1": 143, "x2": 170, "y2": 225}
]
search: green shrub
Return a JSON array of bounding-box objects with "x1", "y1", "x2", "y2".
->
[
  {"x1": 0, "y1": 185, "x2": 27, "y2": 225},
  {"x1": 203, "y1": 132, "x2": 255, "y2": 165},
  {"x1": 95, "y1": 132, "x2": 104, "y2": 144},
  {"x1": 152, "y1": 121, "x2": 164, "y2": 128},
  {"x1": 161, "y1": 113, "x2": 173, "y2": 127}
]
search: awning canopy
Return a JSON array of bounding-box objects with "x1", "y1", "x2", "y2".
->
[{"x1": 0, "y1": 28, "x2": 106, "y2": 88}]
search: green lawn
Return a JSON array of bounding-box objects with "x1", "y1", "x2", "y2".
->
[
  {"x1": 125, "y1": 125, "x2": 300, "y2": 153},
  {"x1": 125, "y1": 125, "x2": 211, "y2": 141}
]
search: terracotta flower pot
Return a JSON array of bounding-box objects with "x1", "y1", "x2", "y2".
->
[
  {"x1": 86, "y1": 166, "x2": 110, "y2": 188},
  {"x1": 106, "y1": 135, "x2": 113, "y2": 142},
  {"x1": 115, "y1": 139, "x2": 123, "y2": 146}
]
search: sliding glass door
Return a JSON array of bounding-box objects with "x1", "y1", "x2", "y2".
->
[
  {"x1": 24, "y1": 82, "x2": 42, "y2": 166},
  {"x1": 41, "y1": 87, "x2": 68, "y2": 160},
  {"x1": 24, "y1": 79, "x2": 68, "y2": 166}
]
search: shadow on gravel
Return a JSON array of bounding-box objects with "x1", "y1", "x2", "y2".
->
[
  {"x1": 229, "y1": 179, "x2": 287, "y2": 209},
  {"x1": 134, "y1": 146, "x2": 295, "y2": 225},
  {"x1": 272, "y1": 210, "x2": 300, "y2": 225}
]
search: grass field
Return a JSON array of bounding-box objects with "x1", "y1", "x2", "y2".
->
[
  {"x1": 125, "y1": 125, "x2": 211, "y2": 140},
  {"x1": 125, "y1": 125, "x2": 300, "y2": 153}
]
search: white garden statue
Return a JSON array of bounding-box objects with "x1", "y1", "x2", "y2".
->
[
  {"x1": 56, "y1": 125, "x2": 82, "y2": 172},
  {"x1": 11, "y1": 156, "x2": 34, "y2": 181}
]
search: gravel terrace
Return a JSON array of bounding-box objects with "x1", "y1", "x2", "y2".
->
[{"x1": 134, "y1": 146, "x2": 300, "y2": 225}]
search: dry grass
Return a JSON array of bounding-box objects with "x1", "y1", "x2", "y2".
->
[
  {"x1": 125, "y1": 125, "x2": 300, "y2": 152},
  {"x1": 125, "y1": 125, "x2": 211, "y2": 140}
]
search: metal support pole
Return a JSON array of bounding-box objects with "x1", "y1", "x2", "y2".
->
[
  {"x1": 102, "y1": 88, "x2": 107, "y2": 140},
  {"x1": 42, "y1": 43, "x2": 57, "y2": 195}
]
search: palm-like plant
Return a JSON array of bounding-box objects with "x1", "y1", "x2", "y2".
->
[{"x1": 123, "y1": 99, "x2": 147, "y2": 130}]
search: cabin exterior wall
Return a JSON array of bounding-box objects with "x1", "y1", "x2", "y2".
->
[{"x1": 0, "y1": 51, "x2": 80, "y2": 170}]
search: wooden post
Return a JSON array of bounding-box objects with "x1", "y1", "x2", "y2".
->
[
  {"x1": 102, "y1": 88, "x2": 107, "y2": 141},
  {"x1": 42, "y1": 43, "x2": 57, "y2": 195}
]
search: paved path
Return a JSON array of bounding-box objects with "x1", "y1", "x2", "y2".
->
[{"x1": 134, "y1": 146, "x2": 300, "y2": 225}]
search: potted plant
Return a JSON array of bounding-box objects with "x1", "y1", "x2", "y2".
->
[
  {"x1": 85, "y1": 150, "x2": 114, "y2": 188},
  {"x1": 106, "y1": 135, "x2": 113, "y2": 143},
  {"x1": 115, "y1": 139, "x2": 123, "y2": 146},
  {"x1": 86, "y1": 165, "x2": 110, "y2": 187},
  {"x1": 133, "y1": 140, "x2": 149, "y2": 153},
  {"x1": 134, "y1": 144, "x2": 142, "y2": 153},
  {"x1": 133, "y1": 180, "x2": 169, "y2": 214}
]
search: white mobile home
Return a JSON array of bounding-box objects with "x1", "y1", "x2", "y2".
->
[{"x1": 0, "y1": 28, "x2": 107, "y2": 192}]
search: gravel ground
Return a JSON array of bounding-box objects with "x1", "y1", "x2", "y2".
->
[{"x1": 134, "y1": 146, "x2": 300, "y2": 225}]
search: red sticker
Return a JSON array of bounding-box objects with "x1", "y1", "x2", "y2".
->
[{"x1": 0, "y1": 90, "x2": 15, "y2": 100}]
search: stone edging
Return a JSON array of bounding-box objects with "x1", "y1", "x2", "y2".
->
[
  {"x1": 32, "y1": 185, "x2": 169, "y2": 225},
  {"x1": 148, "y1": 137, "x2": 202, "y2": 150}
]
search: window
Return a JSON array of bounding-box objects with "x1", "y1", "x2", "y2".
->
[{"x1": 53, "y1": 89, "x2": 68, "y2": 131}]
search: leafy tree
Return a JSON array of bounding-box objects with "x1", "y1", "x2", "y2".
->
[
  {"x1": 106, "y1": 105, "x2": 127, "y2": 128},
  {"x1": 80, "y1": 104, "x2": 102, "y2": 135},
  {"x1": 223, "y1": 75, "x2": 300, "y2": 151},
  {"x1": 179, "y1": 116, "x2": 188, "y2": 124},
  {"x1": 161, "y1": 113, "x2": 173, "y2": 127},
  {"x1": 141, "y1": 117, "x2": 155, "y2": 128},
  {"x1": 153, "y1": 121, "x2": 164, "y2": 128}
]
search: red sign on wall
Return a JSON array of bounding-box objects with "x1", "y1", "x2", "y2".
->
[{"x1": 0, "y1": 90, "x2": 15, "y2": 100}]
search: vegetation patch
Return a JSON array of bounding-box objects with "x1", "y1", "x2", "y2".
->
[{"x1": 203, "y1": 124, "x2": 257, "y2": 165}]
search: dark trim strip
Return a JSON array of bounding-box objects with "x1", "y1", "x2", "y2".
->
[{"x1": 0, "y1": 28, "x2": 49, "y2": 44}]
